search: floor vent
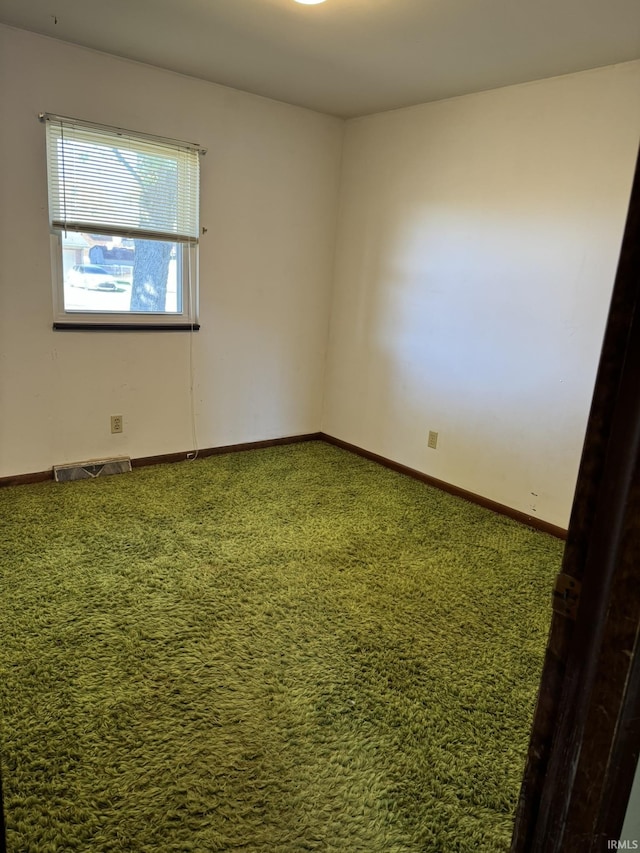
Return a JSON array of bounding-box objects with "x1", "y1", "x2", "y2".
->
[{"x1": 53, "y1": 456, "x2": 132, "y2": 483}]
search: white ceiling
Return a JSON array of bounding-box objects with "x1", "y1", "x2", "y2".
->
[{"x1": 1, "y1": 0, "x2": 639, "y2": 117}]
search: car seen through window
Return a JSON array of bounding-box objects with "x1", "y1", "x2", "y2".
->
[{"x1": 68, "y1": 264, "x2": 119, "y2": 291}]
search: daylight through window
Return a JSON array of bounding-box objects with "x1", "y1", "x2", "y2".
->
[{"x1": 43, "y1": 115, "x2": 201, "y2": 328}]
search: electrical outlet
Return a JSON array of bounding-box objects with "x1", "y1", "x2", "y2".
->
[
  {"x1": 110, "y1": 415, "x2": 123, "y2": 434},
  {"x1": 428, "y1": 430, "x2": 438, "y2": 450}
]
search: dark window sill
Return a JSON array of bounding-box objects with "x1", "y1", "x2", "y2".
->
[{"x1": 53, "y1": 323, "x2": 200, "y2": 332}]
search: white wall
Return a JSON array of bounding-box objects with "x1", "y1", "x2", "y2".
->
[
  {"x1": 0, "y1": 25, "x2": 343, "y2": 477},
  {"x1": 2, "y1": 25, "x2": 640, "y2": 528},
  {"x1": 322, "y1": 62, "x2": 640, "y2": 528}
]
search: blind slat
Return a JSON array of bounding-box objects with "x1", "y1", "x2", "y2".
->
[{"x1": 45, "y1": 119, "x2": 200, "y2": 242}]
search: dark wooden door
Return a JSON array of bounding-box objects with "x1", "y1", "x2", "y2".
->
[{"x1": 512, "y1": 143, "x2": 640, "y2": 851}]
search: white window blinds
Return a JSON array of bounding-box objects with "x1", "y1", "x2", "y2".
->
[{"x1": 44, "y1": 116, "x2": 200, "y2": 243}]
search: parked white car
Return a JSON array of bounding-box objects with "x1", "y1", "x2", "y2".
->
[{"x1": 67, "y1": 264, "x2": 119, "y2": 291}]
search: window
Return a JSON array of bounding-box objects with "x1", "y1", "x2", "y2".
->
[{"x1": 43, "y1": 114, "x2": 201, "y2": 329}]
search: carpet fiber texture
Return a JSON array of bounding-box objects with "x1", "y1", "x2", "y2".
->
[{"x1": 0, "y1": 441, "x2": 564, "y2": 852}]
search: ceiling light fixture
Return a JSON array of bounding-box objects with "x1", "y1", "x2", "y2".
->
[{"x1": 294, "y1": 0, "x2": 327, "y2": 4}]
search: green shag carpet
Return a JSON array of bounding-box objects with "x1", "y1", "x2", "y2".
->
[{"x1": 0, "y1": 441, "x2": 563, "y2": 852}]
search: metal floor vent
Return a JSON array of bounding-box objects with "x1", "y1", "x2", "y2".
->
[{"x1": 53, "y1": 456, "x2": 132, "y2": 483}]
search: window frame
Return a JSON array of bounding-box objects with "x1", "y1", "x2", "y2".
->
[
  {"x1": 50, "y1": 233, "x2": 200, "y2": 331},
  {"x1": 42, "y1": 114, "x2": 202, "y2": 331}
]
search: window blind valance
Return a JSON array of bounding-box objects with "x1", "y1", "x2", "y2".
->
[{"x1": 43, "y1": 115, "x2": 200, "y2": 243}]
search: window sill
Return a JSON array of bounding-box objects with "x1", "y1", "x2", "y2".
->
[{"x1": 53, "y1": 322, "x2": 200, "y2": 332}]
